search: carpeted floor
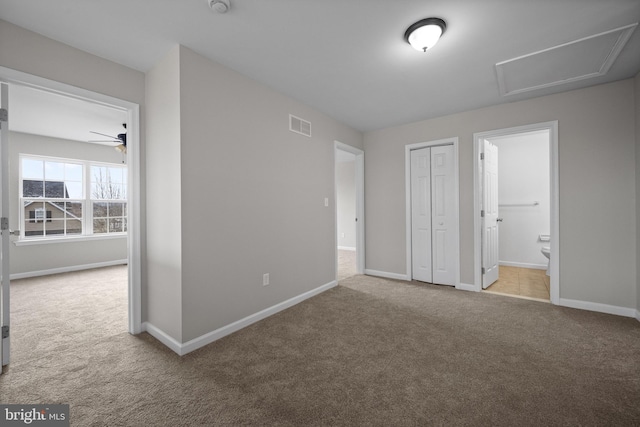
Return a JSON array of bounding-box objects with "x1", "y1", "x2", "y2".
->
[{"x1": 1, "y1": 267, "x2": 639, "y2": 425}]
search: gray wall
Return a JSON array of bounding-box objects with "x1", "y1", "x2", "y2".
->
[
  {"x1": 364, "y1": 79, "x2": 636, "y2": 309},
  {"x1": 9, "y1": 132, "x2": 127, "y2": 275},
  {"x1": 145, "y1": 46, "x2": 183, "y2": 341},
  {"x1": 337, "y1": 160, "x2": 357, "y2": 249},
  {"x1": 636, "y1": 71, "x2": 640, "y2": 316},
  {"x1": 147, "y1": 46, "x2": 363, "y2": 343}
]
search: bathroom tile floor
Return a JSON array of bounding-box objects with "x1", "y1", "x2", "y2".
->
[{"x1": 484, "y1": 266, "x2": 550, "y2": 301}]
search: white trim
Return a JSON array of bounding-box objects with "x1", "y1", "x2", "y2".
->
[
  {"x1": 146, "y1": 280, "x2": 339, "y2": 356},
  {"x1": 559, "y1": 298, "x2": 637, "y2": 318},
  {"x1": 404, "y1": 137, "x2": 460, "y2": 286},
  {"x1": 364, "y1": 269, "x2": 410, "y2": 281},
  {"x1": 636, "y1": 310, "x2": 640, "y2": 323},
  {"x1": 10, "y1": 259, "x2": 127, "y2": 280},
  {"x1": 334, "y1": 142, "x2": 365, "y2": 276},
  {"x1": 0, "y1": 66, "x2": 143, "y2": 335},
  {"x1": 142, "y1": 322, "x2": 182, "y2": 355},
  {"x1": 456, "y1": 282, "x2": 478, "y2": 292},
  {"x1": 499, "y1": 261, "x2": 547, "y2": 270},
  {"x1": 14, "y1": 233, "x2": 126, "y2": 246},
  {"x1": 337, "y1": 246, "x2": 356, "y2": 251},
  {"x1": 473, "y1": 121, "x2": 559, "y2": 305}
]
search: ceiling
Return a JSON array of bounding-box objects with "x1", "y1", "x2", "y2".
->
[{"x1": 1, "y1": 0, "x2": 640, "y2": 134}]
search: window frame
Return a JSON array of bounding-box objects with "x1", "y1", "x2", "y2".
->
[{"x1": 18, "y1": 154, "x2": 128, "y2": 243}]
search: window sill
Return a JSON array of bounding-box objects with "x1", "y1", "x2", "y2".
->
[{"x1": 13, "y1": 233, "x2": 127, "y2": 246}]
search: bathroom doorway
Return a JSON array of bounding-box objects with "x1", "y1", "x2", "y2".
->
[{"x1": 473, "y1": 122, "x2": 559, "y2": 304}]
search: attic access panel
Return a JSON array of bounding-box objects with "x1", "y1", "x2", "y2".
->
[{"x1": 496, "y1": 23, "x2": 637, "y2": 96}]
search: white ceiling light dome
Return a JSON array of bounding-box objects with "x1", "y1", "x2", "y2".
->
[
  {"x1": 208, "y1": 0, "x2": 230, "y2": 13},
  {"x1": 404, "y1": 18, "x2": 447, "y2": 52}
]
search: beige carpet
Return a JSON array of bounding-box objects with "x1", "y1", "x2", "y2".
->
[
  {"x1": 2, "y1": 268, "x2": 640, "y2": 425},
  {"x1": 337, "y1": 249, "x2": 357, "y2": 280}
]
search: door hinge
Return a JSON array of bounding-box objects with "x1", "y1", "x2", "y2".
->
[
  {"x1": 0, "y1": 217, "x2": 8, "y2": 231},
  {"x1": 480, "y1": 210, "x2": 485, "y2": 217},
  {"x1": 1, "y1": 325, "x2": 8, "y2": 339},
  {"x1": 480, "y1": 152, "x2": 484, "y2": 160},
  {"x1": 481, "y1": 268, "x2": 486, "y2": 274}
]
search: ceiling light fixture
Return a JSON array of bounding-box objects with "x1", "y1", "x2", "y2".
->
[
  {"x1": 208, "y1": 0, "x2": 230, "y2": 13},
  {"x1": 404, "y1": 18, "x2": 446, "y2": 52}
]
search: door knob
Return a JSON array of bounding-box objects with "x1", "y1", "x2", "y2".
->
[{"x1": 496, "y1": 218, "x2": 503, "y2": 222}]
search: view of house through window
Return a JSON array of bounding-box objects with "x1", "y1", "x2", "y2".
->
[{"x1": 20, "y1": 156, "x2": 127, "y2": 239}]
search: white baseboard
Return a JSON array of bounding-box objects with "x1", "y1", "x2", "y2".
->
[
  {"x1": 337, "y1": 246, "x2": 356, "y2": 251},
  {"x1": 635, "y1": 310, "x2": 640, "y2": 323},
  {"x1": 10, "y1": 259, "x2": 128, "y2": 280},
  {"x1": 456, "y1": 282, "x2": 478, "y2": 292},
  {"x1": 364, "y1": 269, "x2": 410, "y2": 281},
  {"x1": 499, "y1": 261, "x2": 547, "y2": 270},
  {"x1": 145, "y1": 280, "x2": 338, "y2": 356},
  {"x1": 559, "y1": 298, "x2": 637, "y2": 318},
  {"x1": 142, "y1": 322, "x2": 183, "y2": 355}
]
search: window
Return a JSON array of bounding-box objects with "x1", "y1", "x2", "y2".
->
[{"x1": 20, "y1": 156, "x2": 127, "y2": 240}]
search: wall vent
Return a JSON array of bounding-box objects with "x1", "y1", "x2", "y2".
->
[{"x1": 289, "y1": 114, "x2": 311, "y2": 137}]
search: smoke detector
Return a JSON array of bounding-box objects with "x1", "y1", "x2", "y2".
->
[{"x1": 208, "y1": 0, "x2": 230, "y2": 13}]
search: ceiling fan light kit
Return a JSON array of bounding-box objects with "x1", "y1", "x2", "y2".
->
[
  {"x1": 404, "y1": 17, "x2": 446, "y2": 52},
  {"x1": 208, "y1": 0, "x2": 230, "y2": 13}
]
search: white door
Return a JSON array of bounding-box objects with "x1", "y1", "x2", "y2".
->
[
  {"x1": 411, "y1": 145, "x2": 456, "y2": 286},
  {"x1": 482, "y1": 140, "x2": 499, "y2": 288},
  {"x1": 0, "y1": 82, "x2": 10, "y2": 371},
  {"x1": 431, "y1": 145, "x2": 456, "y2": 285},
  {"x1": 411, "y1": 147, "x2": 432, "y2": 282}
]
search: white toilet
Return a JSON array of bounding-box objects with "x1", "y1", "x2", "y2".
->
[{"x1": 541, "y1": 246, "x2": 550, "y2": 276}]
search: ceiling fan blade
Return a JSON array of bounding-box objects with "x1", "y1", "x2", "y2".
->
[
  {"x1": 88, "y1": 140, "x2": 119, "y2": 146},
  {"x1": 90, "y1": 130, "x2": 118, "y2": 139}
]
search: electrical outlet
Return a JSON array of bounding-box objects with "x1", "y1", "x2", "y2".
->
[
  {"x1": 263, "y1": 273, "x2": 270, "y2": 286},
  {"x1": 341, "y1": 232, "x2": 345, "y2": 238},
  {"x1": 324, "y1": 197, "x2": 329, "y2": 207}
]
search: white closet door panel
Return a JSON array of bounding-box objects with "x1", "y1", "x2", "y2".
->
[
  {"x1": 431, "y1": 145, "x2": 455, "y2": 285},
  {"x1": 411, "y1": 148, "x2": 432, "y2": 282}
]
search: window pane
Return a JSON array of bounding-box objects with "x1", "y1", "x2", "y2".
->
[
  {"x1": 45, "y1": 181, "x2": 66, "y2": 198},
  {"x1": 45, "y1": 219, "x2": 65, "y2": 236},
  {"x1": 109, "y1": 202, "x2": 124, "y2": 217},
  {"x1": 66, "y1": 182, "x2": 82, "y2": 199},
  {"x1": 23, "y1": 180, "x2": 44, "y2": 197},
  {"x1": 65, "y1": 202, "x2": 83, "y2": 218},
  {"x1": 65, "y1": 163, "x2": 83, "y2": 181},
  {"x1": 44, "y1": 161, "x2": 65, "y2": 180},
  {"x1": 22, "y1": 159, "x2": 43, "y2": 179},
  {"x1": 25, "y1": 219, "x2": 44, "y2": 236},
  {"x1": 108, "y1": 167, "x2": 124, "y2": 183},
  {"x1": 109, "y1": 218, "x2": 124, "y2": 233},
  {"x1": 66, "y1": 219, "x2": 82, "y2": 234},
  {"x1": 93, "y1": 202, "x2": 108, "y2": 218},
  {"x1": 93, "y1": 219, "x2": 107, "y2": 234}
]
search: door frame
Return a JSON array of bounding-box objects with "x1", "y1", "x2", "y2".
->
[
  {"x1": 473, "y1": 121, "x2": 559, "y2": 304},
  {"x1": 0, "y1": 66, "x2": 143, "y2": 334},
  {"x1": 334, "y1": 141, "x2": 365, "y2": 276},
  {"x1": 405, "y1": 137, "x2": 460, "y2": 287}
]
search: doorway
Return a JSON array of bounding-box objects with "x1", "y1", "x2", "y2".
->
[
  {"x1": 473, "y1": 122, "x2": 559, "y2": 303},
  {"x1": 405, "y1": 137, "x2": 460, "y2": 287},
  {"x1": 0, "y1": 67, "x2": 141, "y2": 371},
  {"x1": 334, "y1": 142, "x2": 364, "y2": 280}
]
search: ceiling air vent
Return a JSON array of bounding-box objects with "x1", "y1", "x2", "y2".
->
[{"x1": 290, "y1": 114, "x2": 311, "y2": 137}]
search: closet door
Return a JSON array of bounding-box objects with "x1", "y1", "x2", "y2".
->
[
  {"x1": 410, "y1": 147, "x2": 432, "y2": 282},
  {"x1": 430, "y1": 145, "x2": 456, "y2": 285}
]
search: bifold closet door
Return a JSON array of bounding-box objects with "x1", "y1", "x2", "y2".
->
[
  {"x1": 411, "y1": 147, "x2": 432, "y2": 282},
  {"x1": 411, "y1": 145, "x2": 456, "y2": 285}
]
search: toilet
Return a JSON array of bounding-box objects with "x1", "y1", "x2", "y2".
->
[{"x1": 541, "y1": 246, "x2": 550, "y2": 276}]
